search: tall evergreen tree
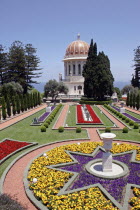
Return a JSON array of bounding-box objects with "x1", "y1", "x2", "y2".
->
[
  {"x1": 24, "y1": 95, "x2": 27, "y2": 111},
  {"x1": 6, "y1": 96, "x2": 11, "y2": 117},
  {"x1": 0, "y1": 45, "x2": 7, "y2": 85},
  {"x1": 12, "y1": 96, "x2": 16, "y2": 115},
  {"x1": 126, "y1": 92, "x2": 130, "y2": 106},
  {"x1": 133, "y1": 93, "x2": 136, "y2": 108},
  {"x1": 37, "y1": 92, "x2": 41, "y2": 105},
  {"x1": 136, "y1": 93, "x2": 140, "y2": 110},
  {"x1": 129, "y1": 93, "x2": 133, "y2": 108},
  {"x1": 24, "y1": 44, "x2": 42, "y2": 93},
  {"x1": 16, "y1": 94, "x2": 20, "y2": 114},
  {"x1": 8, "y1": 41, "x2": 26, "y2": 88},
  {"x1": 83, "y1": 40, "x2": 114, "y2": 100},
  {"x1": 2, "y1": 96, "x2": 6, "y2": 120},
  {"x1": 20, "y1": 95, "x2": 24, "y2": 112},
  {"x1": 131, "y1": 46, "x2": 140, "y2": 88}
]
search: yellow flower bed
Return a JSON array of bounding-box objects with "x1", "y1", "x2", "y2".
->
[{"x1": 28, "y1": 142, "x2": 140, "y2": 209}]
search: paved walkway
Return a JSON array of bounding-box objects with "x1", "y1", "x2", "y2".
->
[
  {"x1": 54, "y1": 104, "x2": 69, "y2": 129},
  {"x1": 0, "y1": 104, "x2": 46, "y2": 130}
]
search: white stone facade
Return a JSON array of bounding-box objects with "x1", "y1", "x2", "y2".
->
[{"x1": 59, "y1": 35, "x2": 89, "y2": 97}]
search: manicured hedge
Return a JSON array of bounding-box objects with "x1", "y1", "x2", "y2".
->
[{"x1": 80, "y1": 100, "x2": 111, "y2": 105}]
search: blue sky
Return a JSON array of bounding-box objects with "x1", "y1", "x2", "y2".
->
[{"x1": 0, "y1": 0, "x2": 140, "y2": 84}]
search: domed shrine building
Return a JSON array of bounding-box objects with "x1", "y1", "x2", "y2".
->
[{"x1": 59, "y1": 34, "x2": 89, "y2": 98}]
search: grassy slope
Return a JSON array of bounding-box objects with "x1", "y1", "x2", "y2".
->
[{"x1": 0, "y1": 106, "x2": 88, "y2": 177}]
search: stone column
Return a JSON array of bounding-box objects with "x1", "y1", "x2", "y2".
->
[{"x1": 100, "y1": 133, "x2": 116, "y2": 172}]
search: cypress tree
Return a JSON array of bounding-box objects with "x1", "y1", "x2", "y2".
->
[
  {"x1": 27, "y1": 93, "x2": 30, "y2": 109},
  {"x1": 6, "y1": 96, "x2": 11, "y2": 117},
  {"x1": 12, "y1": 96, "x2": 16, "y2": 115},
  {"x1": 24, "y1": 95, "x2": 27, "y2": 111},
  {"x1": 30, "y1": 93, "x2": 33, "y2": 108},
  {"x1": 126, "y1": 92, "x2": 130, "y2": 106},
  {"x1": 2, "y1": 96, "x2": 6, "y2": 120},
  {"x1": 136, "y1": 93, "x2": 140, "y2": 110},
  {"x1": 37, "y1": 92, "x2": 41, "y2": 105},
  {"x1": 16, "y1": 95, "x2": 20, "y2": 114},
  {"x1": 129, "y1": 93, "x2": 133, "y2": 108},
  {"x1": 133, "y1": 93, "x2": 136, "y2": 108},
  {"x1": 20, "y1": 95, "x2": 24, "y2": 112}
]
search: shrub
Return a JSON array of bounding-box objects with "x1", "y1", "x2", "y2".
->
[
  {"x1": 58, "y1": 126, "x2": 64, "y2": 132},
  {"x1": 46, "y1": 119, "x2": 51, "y2": 125},
  {"x1": 119, "y1": 113, "x2": 123, "y2": 118},
  {"x1": 129, "y1": 121, "x2": 134, "y2": 126},
  {"x1": 125, "y1": 118, "x2": 130, "y2": 123},
  {"x1": 122, "y1": 127, "x2": 128, "y2": 133},
  {"x1": 116, "y1": 112, "x2": 120, "y2": 116},
  {"x1": 0, "y1": 193, "x2": 26, "y2": 210},
  {"x1": 44, "y1": 123, "x2": 49, "y2": 128},
  {"x1": 41, "y1": 126, "x2": 46, "y2": 132},
  {"x1": 105, "y1": 127, "x2": 111, "y2": 133},
  {"x1": 76, "y1": 127, "x2": 81, "y2": 133},
  {"x1": 122, "y1": 116, "x2": 126, "y2": 120},
  {"x1": 133, "y1": 123, "x2": 139, "y2": 129}
]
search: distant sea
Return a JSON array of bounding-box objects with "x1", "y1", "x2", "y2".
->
[{"x1": 33, "y1": 81, "x2": 130, "y2": 93}]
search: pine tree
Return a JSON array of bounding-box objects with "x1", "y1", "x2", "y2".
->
[
  {"x1": 0, "y1": 45, "x2": 7, "y2": 85},
  {"x1": 16, "y1": 95, "x2": 20, "y2": 114},
  {"x1": 136, "y1": 93, "x2": 140, "y2": 110},
  {"x1": 12, "y1": 96, "x2": 16, "y2": 115},
  {"x1": 131, "y1": 46, "x2": 140, "y2": 88},
  {"x1": 126, "y1": 92, "x2": 130, "y2": 106},
  {"x1": 6, "y1": 96, "x2": 11, "y2": 117},
  {"x1": 2, "y1": 97, "x2": 6, "y2": 120},
  {"x1": 24, "y1": 44, "x2": 42, "y2": 93}
]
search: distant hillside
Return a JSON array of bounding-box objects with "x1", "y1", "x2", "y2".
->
[{"x1": 32, "y1": 81, "x2": 131, "y2": 93}]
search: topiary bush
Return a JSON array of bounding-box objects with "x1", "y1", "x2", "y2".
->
[
  {"x1": 125, "y1": 118, "x2": 130, "y2": 123},
  {"x1": 133, "y1": 123, "x2": 139, "y2": 129},
  {"x1": 46, "y1": 119, "x2": 51, "y2": 125},
  {"x1": 129, "y1": 121, "x2": 134, "y2": 126},
  {"x1": 105, "y1": 127, "x2": 111, "y2": 133},
  {"x1": 122, "y1": 116, "x2": 126, "y2": 120},
  {"x1": 44, "y1": 123, "x2": 49, "y2": 128},
  {"x1": 41, "y1": 126, "x2": 46, "y2": 132},
  {"x1": 58, "y1": 126, "x2": 64, "y2": 132},
  {"x1": 122, "y1": 127, "x2": 128, "y2": 133},
  {"x1": 76, "y1": 127, "x2": 81, "y2": 133},
  {"x1": 119, "y1": 113, "x2": 123, "y2": 118}
]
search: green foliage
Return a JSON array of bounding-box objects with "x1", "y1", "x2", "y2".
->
[
  {"x1": 80, "y1": 100, "x2": 110, "y2": 105},
  {"x1": 40, "y1": 126, "x2": 46, "y2": 132},
  {"x1": 131, "y1": 46, "x2": 140, "y2": 88},
  {"x1": 129, "y1": 121, "x2": 134, "y2": 126},
  {"x1": 16, "y1": 95, "x2": 20, "y2": 114},
  {"x1": 129, "y1": 93, "x2": 133, "y2": 108},
  {"x1": 133, "y1": 93, "x2": 136, "y2": 108},
  {"x1": 58, "y1": 126, "x2": 64, "y2": 132},
  {"x1": 119, "y1": 113, "x2": 123, "y2": 118},
  {"x1": 6, "y1": 96, "x2": 11, "y2": 117},
  {"x1": 12, "y1": 96, "x2": 16, "y2": 115},
  {"x1": 133, "y1": 123, "x2": 139, "y2": 129},
  {"x1": 122, "y1": 127, "x2": 128, "y2": 133},
  {"x1": 0, "y1": 45, "x2": 7, "y2": 85},
  {"x1": 44, "y1": 79, "x2": 68, "y2": 101},
  {"x1": 122, "y1": 116, "x2": 126, "y2": 120},
  {"x1": 76, "y1": 127, "x2": 82, "y2": 133},
  {"x1": 105, "y1": 127, "x2": 111, "y2": 132},
  {"x1": 126, "y1": 92, "x2": 130, "y2": 106},
  {"x1": 83, "y1": 40, "x2": 114, "y2": 100},
  {"x1": 44, "y1": 123, "x2": 49, "y2": 128},
  {"x1": 136, "y1": 93, "x2": 140, "y2": 110},
  {"x1": 2, "y1": 96, "x2": 6, "y2": 120},
  {"x1": 114, "y1": 87, "x2": 121, "y2": 99},
  {"x1": 125, "y1": 118, "x2": 130, "y2": 123},
  {"x1": 20, "y1": 95, "x2": 24, "y2": 112},
  {"x1": 24, "y1": 95, "x2": 27, "y2": 111}
]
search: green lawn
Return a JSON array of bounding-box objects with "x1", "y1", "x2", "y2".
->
[
  {"x1": 0, "y1": 106, "x2": 88, "y2": 177},
  {"x1": 99, "y1": 129, "x2": 140, "y2": 141},
  {"x1": 125, "y1": 109, "x2": 140, "y2": 120},
  {"x1": 65, "y1": 105, "x2": 114, "y2": 127}
]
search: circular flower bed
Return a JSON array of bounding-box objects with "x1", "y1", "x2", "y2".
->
[{"x1": 27, "y1": 142, "x2": 140, "y2": 210}]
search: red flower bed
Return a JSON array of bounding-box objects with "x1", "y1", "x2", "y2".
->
[
  {"x1": 77, "y1": 105, "x2": 102, "y2": 124},
  {"x1": 0, "y1": 139, "x2": 31, "y2": 161}
]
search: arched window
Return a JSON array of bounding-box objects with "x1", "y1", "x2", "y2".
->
[
  {"x1": 73, "y1": 64, "x2": 75, "y2": 75},
  {"x1": 69, "y1": 65, "x2": 71, "y2": 75},
  {"x1": 78, "y1": 64, "x2": 81, "y2": 75}
]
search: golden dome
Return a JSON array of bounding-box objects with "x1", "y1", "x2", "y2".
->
[{"x1": 65, "y1": 34, "x2": 89, "y2": 58}]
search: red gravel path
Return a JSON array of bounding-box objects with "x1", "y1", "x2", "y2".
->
[{"x1": 54, "y1": 104, "x2": 69, "y2": 129}]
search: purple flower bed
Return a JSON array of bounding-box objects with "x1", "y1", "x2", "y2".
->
[
  {"x1": 60, "y1": 150, "x2": 140, "y2": 204},
  {"x1": 112, "y1": 106, "x2": 140, "y2": 123},
  {"x1": 38, "y1": 106, "x2": 55, "y2": 122}
]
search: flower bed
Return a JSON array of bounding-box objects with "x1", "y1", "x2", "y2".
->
[
  {"x1": 38, "y1": 106, "x2": 55, "y2": 122},
  {"x1": 27, "y1": 142, "x2": 140, "y2": 210},
  {"x1": 0, "y1": 139, "x2": 32, "y2": 162},
  {"x1": 77, "y1": 105, "x2": 102, "y2": 124},
  {"x1": 112, "y1": 106, "x2": 140, "y2": 123}
]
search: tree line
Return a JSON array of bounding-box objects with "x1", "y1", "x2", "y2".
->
[
  {"x1": 83, "y1": 39, "x2": 114, "y2": 100},
  {"x1": 126, "y1": 91, "x2": 140, "y2": 110},
  {"x1": 0, "y1": 41, "x2": 42, "y2": 94},
  {"x1": 1, "y1": 91, "x2": 41, "y2": 120},
  {"x1": 131, "y1": 46, "x2": 140, "y2": 89}
]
